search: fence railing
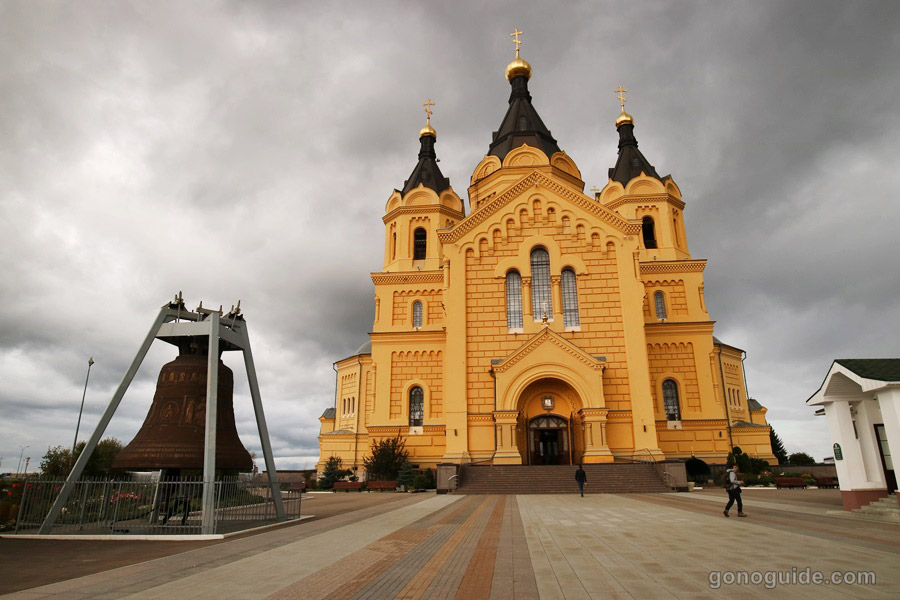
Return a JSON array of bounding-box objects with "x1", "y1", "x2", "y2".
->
[
  {"x1": 13, "y1": 476, "x2": 300, "y2": 536},
  {"x1": 616, "y1": 448, "x2": 672, "y2": 489}
]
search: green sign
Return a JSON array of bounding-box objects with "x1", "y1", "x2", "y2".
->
[{"x1": 833, "y1": 443, "x2": 843, "y2": 461}]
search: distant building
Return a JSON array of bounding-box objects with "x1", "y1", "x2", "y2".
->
[
  {"x1": 807, "y1": 359, "x2": 899, "y2": 510},
  {"x1": 318, "y1": 42, "x2": 776, "y2": 477}
]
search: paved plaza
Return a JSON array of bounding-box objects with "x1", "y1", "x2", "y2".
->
[{"x1": 2, "y1": 490, "x2": 898, "y2": 599}]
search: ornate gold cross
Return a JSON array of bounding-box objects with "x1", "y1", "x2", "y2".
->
[
  {"x1": 510, "y1": 28, "x2": 524, "y2": 57},
  {"x1": 423, "y1": 98, "x2": 435, "y2": 123},
  {"x1": 614, "y1": 85, "x2": 628, "y2": 110}
]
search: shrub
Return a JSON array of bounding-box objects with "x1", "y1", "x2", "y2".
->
[
  {"x1": 364, "y1": 437, "x2": 409, "y2": 481},
  {"x1": 397, "y1": 460, "x2": 415, "y2": 489},
  {"x1": 318, "y1": 456, "x2": 352, "y2": 490}
]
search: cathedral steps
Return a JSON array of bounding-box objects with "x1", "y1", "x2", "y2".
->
[{"x1": 455, "y1": 464, "x2": 671, "y2": 495}]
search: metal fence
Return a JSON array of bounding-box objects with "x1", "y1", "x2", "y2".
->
[{"x1": 13, "y1": 476, "x2": 301, "y2": 536}]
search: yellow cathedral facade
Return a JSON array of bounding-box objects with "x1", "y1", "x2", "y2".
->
[{"x1": 318, "y1": 39, "x2": 776, "y2": 477}]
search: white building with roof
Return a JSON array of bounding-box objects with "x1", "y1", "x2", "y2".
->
[{"x1": 807, "y1": 359, "x2": 900, "y2": 510}]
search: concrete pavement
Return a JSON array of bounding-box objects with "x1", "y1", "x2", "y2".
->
[{"x1": 2, "y1": 491, "x2": 898, "y2": 599}]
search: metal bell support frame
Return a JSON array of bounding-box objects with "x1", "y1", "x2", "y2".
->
[{"x1": 39, "y1": 296, "x2": 284, "y2": 535}]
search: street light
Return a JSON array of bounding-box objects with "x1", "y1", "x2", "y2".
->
[
  {"x1": 16, "y1": 445, "x2": 29, "y2": 478},
  {"x1": 72, "y1": 357, "x2": 94, "y2": 463}
]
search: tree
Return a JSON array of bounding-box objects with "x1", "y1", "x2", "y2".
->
[
  {"x1": 41, "y1": 446, "x2": 73, "y2": 478},
  {"x1": 40, "y1": 438, "x2": 123, "y2": 478},
  {"x1": 397, "y1": 459, "x2": 415, "y2": 489},
  {"x1": 363, "y1": 436, "x2": 408, "y2": 481},
  {"x1": 788, "y1": 452, "x2": 816, "y2": 466},
  {"x1": 769, "y1": 428, "x2": 789, "y2": 465},
  {"x1": 318, "y1": 456, "x2": 351, "y2": 490}
]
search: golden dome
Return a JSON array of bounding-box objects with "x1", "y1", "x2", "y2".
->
[
  {"x1": 615, "y1": 108, "x2": 633, "y2": 127},
  {"x1": 506, "y1": 56, "x2": 532, "y2": 81},
  {"x1": 419, "y1": 122, "x2": 436, "y2": 138}
]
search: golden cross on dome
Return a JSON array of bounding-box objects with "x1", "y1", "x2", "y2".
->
[
  {"x1": 590, "y1": 185, "x2": 600, "y2": 193},
  {"x1": 614, "y1": 85, "x2": 628, "y2": 110},
  {"x1": 423, "y1": 98, "x2": 435, "y2": 123},
  {"x1": 510, "y1": 28, "x2": 524, "y2": 57}
]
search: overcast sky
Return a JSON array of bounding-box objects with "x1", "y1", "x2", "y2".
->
[{"x1": 2, "y1": 1, "x2": 899, "y2": 472}]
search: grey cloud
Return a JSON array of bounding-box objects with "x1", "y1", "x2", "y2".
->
[{"x1": 3, "y1": 1, "x2": 899, "y2": 468}]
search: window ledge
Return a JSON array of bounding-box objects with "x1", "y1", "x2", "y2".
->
[
  {"x1": 508, "y1": 328, "x2": 524, "y2": 334},
  {"x1": 564, "y1": 326, "x2": 581, "y2": 332}
]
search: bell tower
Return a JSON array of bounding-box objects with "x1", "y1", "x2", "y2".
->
[
  {"x1": 600, "y1": 87, "x2": 690, "y2": 262},
  {"x1": 382, "y1": 101, "x2": 464, "y2": 273}
]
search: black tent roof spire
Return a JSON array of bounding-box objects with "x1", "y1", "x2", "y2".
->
[
  {"x1": 486, "y1": 29, "x2": 562, "y2": 161},
  {"x1": 401, "y1": 99, "x2": 450, "y2": 195},
  {"x1": 608, "y1": 86, "x2": 668, "y2": 186}
]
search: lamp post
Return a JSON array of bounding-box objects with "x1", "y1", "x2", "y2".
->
[
  {"x1": 72, "y1": 357, "x2": 94, "y2": 463},
  {"x1": 16, "y1": 445, "x2": 29, "y2": 478}
]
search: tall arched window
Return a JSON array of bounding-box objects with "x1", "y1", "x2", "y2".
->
[
  {"x1": 413, "y1": 228, "x2": 427, "y2": 260},
  {"x1": 409, "y1": 386, "x2": 424, "y2": 426},
  {"x1": 654, "y1": 291, "x2": 667, "y2": 320},
  {"x1": 561, "y1": 268, "x2": 580, "y2": 328},
  {"x1": 530, "y1": 248, "x2": 552, "y2": 320},
  {"x1": 505, "y1": 271, "x2": 523, "y2": 330},
  {"x1": 663, "y1": 379, "x2": 681, "y2": 420},
  {"x1": 412, "y1": 301, "x2": 423, "y2": 328},
  {"x1": 642, "y1": 216, "x2": 657, "y2": 249}
]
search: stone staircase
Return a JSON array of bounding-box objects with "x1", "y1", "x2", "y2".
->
[
  {"x1": 852, "y1": 495, "x2": 900, "y2": 523},
  {"x1": 455, "y1": 463, "x2": 671, "y2": 495}
]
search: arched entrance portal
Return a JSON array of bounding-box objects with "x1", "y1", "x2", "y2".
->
[
  {"x1": 529, "y1": 415, "x2": 570, "y2": 465},
  {"x1": 515, "y1": 378, "x2": 582, "y2": 466}
]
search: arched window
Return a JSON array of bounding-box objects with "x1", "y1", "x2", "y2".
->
[
  {"x1": 413, "y1": 228, "x2": 427, "y2": 260},
  {"x1": 505, "y1": 271, "x2": 523, "y2": 330},
  {"x1": 663, "y1": 379, "x2": 681, "y2": 420},
  {"x1": 561, "y1": 268, "x2": 580, "y2": 328},
  {"x1": 409, "y1": 386, "x2": 424, "y2": 426},
  {"x1": 412, "y1": 301, "x2": 423, "y2": 328},
  {"x1": 642, "y1": 216, "x2": 657, "y2": 249},
  {"x1": 391, "y1": 232, "x2": 397, "y2": 259},
  {"x1": 530, "y1": 248, "x2": 552, "y2": 320},
  {"x1": 654, "y1": 291, "x2": 667, "y2": 320}
]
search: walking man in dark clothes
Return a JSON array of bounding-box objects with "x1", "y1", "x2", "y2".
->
[
  {"x1": 575, "y1": 465, "x2": 587, "y2": 497},
  {"x1": 723, "y1": 464, "x2": 747, "y2": 517}
]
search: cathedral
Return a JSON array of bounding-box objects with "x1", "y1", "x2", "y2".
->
[{"x1": 317, "y1": 37, "x2": 776, "y2": 477}]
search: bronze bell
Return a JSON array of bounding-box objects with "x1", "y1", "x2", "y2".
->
[{"x1": 113, "y1": 341, "x2": 253, "y2": 471}]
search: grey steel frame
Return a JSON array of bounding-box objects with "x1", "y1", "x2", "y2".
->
[{"x1": 38, "y1": 301, "x2": 285, "y2": 535}]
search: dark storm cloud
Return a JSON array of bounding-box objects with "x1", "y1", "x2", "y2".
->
[{"x1": 2, "y1": 1, "x2": 899, "y2": 468}]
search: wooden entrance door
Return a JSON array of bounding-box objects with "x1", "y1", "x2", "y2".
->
[
  {"x1": 875, "y1": 424, "x2": 897, "y2": 493},
  {"x1": 528, "y1": 415, "x2": 570, "y2": 465}
]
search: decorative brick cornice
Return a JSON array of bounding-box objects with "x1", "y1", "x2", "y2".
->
[
  {"x1": 438, "y1": 171, "x2": 637, "y2": 244},
  {"x1": 467, "y1": 414, "x2": 495, "y2": 423},
  {"x1": 604, "y1": 194, "x2": 685, "y2": 211},
  {"x1": 493, "y1": 327, "x2": 605, "y2": 373},
  {"x1": 639, "y1": 260, "x2": 707, "y2": 274},
  {"x1": 654, "y1": 419, "x2": 728, "y2": 429},
  {"x1": 383, "y1": 205, "x2": 466, "y2": 224},
  {"x1": 606, "y1": 410, "x2": 633, "y2": 421},
  {"x1": 371, "y1": 271, "x2": 444, "y2": 285}
]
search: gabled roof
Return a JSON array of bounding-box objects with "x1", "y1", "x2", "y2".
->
[
  {"x1": 807, "y1": 358, "x2": 900, "y2": 405},
  {"x1": 732, "y1": 420, "x2": 767, "y2": 429},
  {"x1": 401, "y1": 134, "x2": 450, "y2": 195},
  {"x1": 321, "y1": 407, "x2": 335, "y2": 419},
  {"x1": 747, "y1": 398, "x2": 764, "y2": 411},
  {"x1": 713, "y1": 336, "x2": 744, "y2": 352},
  {"x1": 608, "y1": 122, "x2": 669, "y2": 187},
  {"x1": 487, "y1": 75, "x2": 561, "y2": 161},
  {"x1": 438, "y1": 169, "x2": 638, "y2": 245},
  {"x1": 834, "y1": 359, "x2": 900, "y2": 382},
  {"x1": 492, "y1": 326, "x2": 605, "y2": 374}
]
